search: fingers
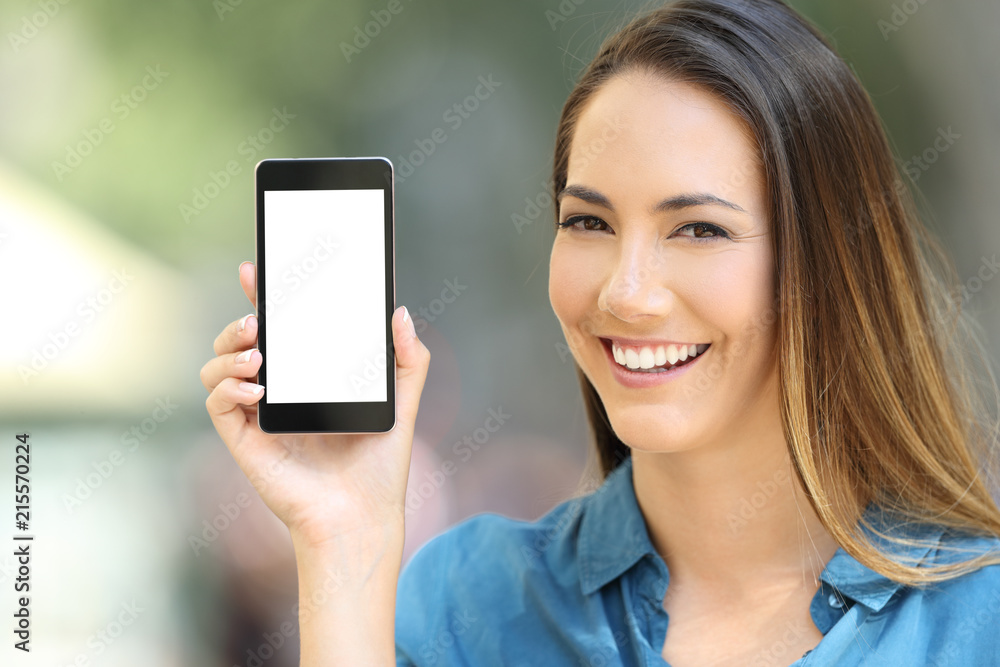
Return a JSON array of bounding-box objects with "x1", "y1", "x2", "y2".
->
[
  {"x1": 204, "y1": 262, "x2": 259, "y2": 383},
  {"x1": 214, "y1": 311, "x2": 257, "y2": 357},
  {"x1": 239, "y1": 261, "x2": 256, "y2": 308},
  {"x1": 205, "y1": 376, "x2": 266, "y2": 458},
  {"x1": 200, "y1": 344, "x2": 262, "y2": 392},
  {"x1": 391, "y1": 306, "x2": 431, "y2": 432}
]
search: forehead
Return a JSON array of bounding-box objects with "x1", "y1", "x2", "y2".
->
[{"x1": 567, "y1": 71, "x2": 765, "y2": 215}]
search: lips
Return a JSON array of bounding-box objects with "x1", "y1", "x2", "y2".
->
[{"x1": 596, "y1": 336, "x2": 710, "y2": 388}]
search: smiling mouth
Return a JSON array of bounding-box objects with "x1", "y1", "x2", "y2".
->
[{"x1": 600, "y1": 339, "x2": 711, "y2": 373}]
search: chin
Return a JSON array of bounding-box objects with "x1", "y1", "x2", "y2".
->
[{"x1": 602, "y1": 401, "x2": 707, "y2": 454}]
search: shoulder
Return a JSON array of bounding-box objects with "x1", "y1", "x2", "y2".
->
[
  {"x1": 895, "y1": 532, "x2": 1000, "y2": 665},
  {"x1": 397, "y1": 494, "x2": 590, "y2": 600},
  {"x1": 394, "y1": 497, "x2": 590, "y2": 665},
  {"x1": 922, "y1": 531, "x2": 1000, "y2": 603},
  {"x1": 922, "y1": 530, "x2": 1000, "y2": 590}
]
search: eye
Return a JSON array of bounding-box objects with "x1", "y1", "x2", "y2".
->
[
  {"x1": 674, "y1": 222, "x2": 730, "y2": 241},
  {"x1": 556, "y1": 215, "x2": 611, "y2": 233}
]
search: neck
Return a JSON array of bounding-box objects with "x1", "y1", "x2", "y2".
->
[{"x1": 630, "y1": 393, "x2": 839, "y2": 596}]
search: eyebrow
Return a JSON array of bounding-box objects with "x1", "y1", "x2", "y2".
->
[{"x1": 557, "y1": 184, "x2": 748, "y2": 214}]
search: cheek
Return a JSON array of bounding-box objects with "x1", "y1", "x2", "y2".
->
[
  {"x1": 692, "y1": 247, "x2": 777, "y2": 377},
  {"x1": 548, "y1": 240, "x2": 606, "y2": 327},
  {"x1": 693, "y1": 252, "x2": 772, "y2": 328}
]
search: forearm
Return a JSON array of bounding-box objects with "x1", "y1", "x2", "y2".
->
[{"x1": 293, "y1": 522, "x2": 404, "y2": 667}]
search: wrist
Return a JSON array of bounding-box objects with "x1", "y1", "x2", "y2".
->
[
  {"x1": 291, "y1": 521, "x2": 405, "y2": 593},
  {"x1": 292, "y1": 524, "x2": 403, "y2": 666}
]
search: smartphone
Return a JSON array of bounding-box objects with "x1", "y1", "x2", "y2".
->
[{"x1": 254, "y1": 157, "x2": 395, "y2": 433}]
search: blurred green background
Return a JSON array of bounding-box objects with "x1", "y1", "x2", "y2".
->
[{"x1": 2, "y1": 0, "x2": 999, "y2": 664}]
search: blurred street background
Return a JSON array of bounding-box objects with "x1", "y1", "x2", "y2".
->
[{"x1": 2, "y1": 0, "x2": 999, "y2": 664}]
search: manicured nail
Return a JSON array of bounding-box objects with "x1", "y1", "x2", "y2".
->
[
  {"x1": 402, "y1": 306, "x2": 415, "y2": 338},
  {"x1": 238, "y1": 314, "x2": 254, "y2": 333},
  {"x1": 239, "y1": 382, "x2": 264, "y2": 395},
  {"x1": 236, "y1": 349, "x2": 256, "y2": 364}
]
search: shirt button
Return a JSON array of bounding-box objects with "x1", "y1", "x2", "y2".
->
[{"x1": 828, "y1": 593, "x2": 844, "y2": 609}]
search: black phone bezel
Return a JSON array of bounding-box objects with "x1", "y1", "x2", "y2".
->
[{"x1": 254, "y1": 157, "x2": 395, "y2": 434}]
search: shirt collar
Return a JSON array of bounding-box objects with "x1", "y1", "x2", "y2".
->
[
  {"x1": 818, "y1": 504, "x2": 946, "y2": 611},
  {"x1": 578, "y1": 456, "x2": 656, "y2": 596},
  {"x1": 577, "y1": 455, "x2": 947, "y2": 611}
]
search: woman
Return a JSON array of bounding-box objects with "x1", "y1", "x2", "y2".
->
[{"x1": 201, "y1": 0, "x2": 1000, "y2": 664}]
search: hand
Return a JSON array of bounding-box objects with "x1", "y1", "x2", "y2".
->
[{"x1": 200, "y1": 261, "x2": 431, "y2": 552}]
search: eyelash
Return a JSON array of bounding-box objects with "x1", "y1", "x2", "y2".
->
[{"x1": 556, "y1": 215, "x2": 731, "y2": 241}]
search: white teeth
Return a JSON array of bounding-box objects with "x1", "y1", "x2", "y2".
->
[
  {"x1": 666, "y1": 344, "x2": 680, "y2": 365},
  {"x1": 610, "y1": 341, "x2": 707, "y2": 371}
]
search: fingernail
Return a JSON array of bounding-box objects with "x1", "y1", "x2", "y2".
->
[
  {"x1": 402, "y1": 306, "x2": 416, "y2": 338},
  {"x1": 239, "y1": 382, "x2": 264, "y2": 395},
  {"x1": 236, "y1": 349, "x2": 256, "y2": 364},
  {"x1": 238, "y1": 314, "x2": 254, "y2": 333}
]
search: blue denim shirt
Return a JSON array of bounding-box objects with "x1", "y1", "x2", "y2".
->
[{"x1": 395, "y1": 456, "x2": 1000, "y2": 666}]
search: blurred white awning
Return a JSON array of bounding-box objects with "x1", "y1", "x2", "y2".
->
[{"x1": 0, "y1": 159, "x2": 197, "y2": 417}]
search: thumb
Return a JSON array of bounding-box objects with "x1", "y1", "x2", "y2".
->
[{"x1": 392, "y1": 305, "x2": 431, "y2": 431}]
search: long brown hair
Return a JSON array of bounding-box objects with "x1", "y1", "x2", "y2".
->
[{"x1": 553, "y1": 0, "x2": 1000, "y2": 585}]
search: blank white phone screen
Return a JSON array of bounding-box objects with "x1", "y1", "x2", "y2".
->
[{"x1": 263, "y1": 189, "x2": 386, "y2": 403}]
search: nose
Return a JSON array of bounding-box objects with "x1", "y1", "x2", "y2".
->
[{"x1": 597, "y1": 240, "x2": 673, "y2": 321}]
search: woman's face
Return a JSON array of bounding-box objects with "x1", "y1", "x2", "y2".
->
[{"x1": 549, "y1": 71, "x2": 778, "y2": 453}]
